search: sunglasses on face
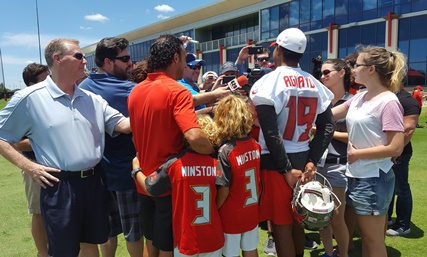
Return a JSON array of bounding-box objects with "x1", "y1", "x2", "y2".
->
[
  {"x1": 321, "y1": 69, "x2": 336, "y2": 76},
  {"x1": 73, "y1": 53, "x2": 86, "y2": 60},
  {"x1": 207, "y1": 76, "x2": 215, "y2": 80},
  {"x1": 114, "y1": 55, "x2": 131, "y2": 63},
  {"x1": 257, "y1": 57, "x2": 269, "y2": 62},
  {"x1": 188, "y1": 65, "x2": 202, "y2": 70}
]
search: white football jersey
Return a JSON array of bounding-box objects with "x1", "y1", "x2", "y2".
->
[{"x1": 250, "y1": 66, "x2": 333, "y2": 154}]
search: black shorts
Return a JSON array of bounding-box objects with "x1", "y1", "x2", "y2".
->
[
  {"x1": 40, "y1": 169, "x2": 109, "y2": 257},
  {"x1": 140, "y1": 194, "x2": 173, "y2": 251}
]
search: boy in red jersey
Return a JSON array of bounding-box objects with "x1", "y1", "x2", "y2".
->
[
  {"x1": 215, "y1": 95, "x2": 261, "y2": 257},
  {"x1": 133, "y1": 115, "x2": 224, "y2": 257}
]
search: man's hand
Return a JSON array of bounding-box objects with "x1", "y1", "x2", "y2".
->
[
  {"x1": 24, "y1": 163, "x2": 60, "y2": 188},
  {"x1": 236, "y1": 46, "x2": 251, "y2": 64},
  {"x1": 283, "y1": 169, "x2": 303, "y2": 189},
  {"x1": 211, "y1": 85, "x2": 231, "y2": 100},
  {"x1": 302, "y1": 162, "x2": 316, "y2": 184}
]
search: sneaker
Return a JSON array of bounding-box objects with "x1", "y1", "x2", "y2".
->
[
  {"x1": 386, "y1": 227, "x2": 411, "y2": 236},
  {"x1": 304, "y1": 238, "x2": 318, "y2": 249},
  {"x1": 264, "y1": 237, "x2": 277, "y2": 256}
]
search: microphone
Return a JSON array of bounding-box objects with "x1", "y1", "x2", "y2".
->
[{"x1": 227, "y1": 75, "x2": 249, "y2": 92}]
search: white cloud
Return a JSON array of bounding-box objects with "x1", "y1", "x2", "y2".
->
[
  {"x1": 84, "y1": 14, "x2": 110, "y2": 22},
  {"x1": 154, "y1": 4, "x2": 174, "y2": 13},
  {"x1": 80, "y1": 26, "x2": 93, "y2": 30},
  {"x1": 1, "y1": 32, "x2": 100, "y2": 50},
  {"x1": 157, "y1": 14, "x2": 170, "y2": 20},
  {"x1": 2, "y1": 33, "x2": 52, "y2": 48}
]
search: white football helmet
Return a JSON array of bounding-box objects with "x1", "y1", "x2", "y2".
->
[{"x1": 292, "y1": 173, "x2": 341, "y2": 231}]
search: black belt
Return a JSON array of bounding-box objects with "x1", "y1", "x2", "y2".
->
[
  {"x1": 325, "y1": 157, "x2": 347, "y2": 164},
  {"x1": 49, "y1": 168, "x2": 95, "y2": 179}
]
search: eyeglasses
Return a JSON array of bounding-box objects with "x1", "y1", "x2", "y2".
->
[
  {"x1": 114, "y1": 55, "x2": 131, "y2": 63},
  {"x1": 257, "y1": 57, "x2": 269, "y2": 62},
  {"x1": 321, "y1": 69, "x2": 336, "y2": 76},
  {"x1": 354, "y1": 63, "x2": 371, "y2": 69},
  {"x1": 207, "y1": 76, "x2": 215, "y2": 80},
  {"x1": 188, "y1": 65, "x2": 202, "y2": 70},
  {"x1": 73, "y1": 53, "x2": 86, "y2": 60}
]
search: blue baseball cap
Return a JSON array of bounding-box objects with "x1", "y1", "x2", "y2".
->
[{"x1": 186, "y1": 53, "x2": 206, "y2": 66}]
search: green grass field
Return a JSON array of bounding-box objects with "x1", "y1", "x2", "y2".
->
[{"x1": 0, "y1": 98, "x2": 425, "y2": 257}]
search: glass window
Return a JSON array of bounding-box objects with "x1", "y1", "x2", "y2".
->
[
  {"x1": 378, "y1": 0, "x2": 392, "y2": 7},
  {"x1": 324, "y1": 0, "x2": 334, "y2": 18},
  {"x1": 362, "y1": 9, "x2": 377, "y2": 20},
  {"x1": 349, "y1": 0, "x2": 363, "y2": 13},
  {"x1": 399, "y1": 18, "x2": 410, "y2": 41},
  {"x1": 348, "y1": 12, "x2": 363, "y2": 23},
  {"x1": 361, "y1": 24, "x2": 376, "y2": 45},
  {"x1": 261, "y1": 9, "x2": 270, "y2": 39},
  {"x1": 412, "y1": 0, "x2": 427, "y2": 12},
  {"x1": 271, "y1": 6, "x2": 279, "y2": 30},
  {"x1": 375, "y1": 22, "x2": 385, "y2": 47},
  {"x1": 279, "y1": 3, "x2": 290, "y2": 31},
  {"x1": 300, "y1": 0, "x2": 310, "y2": 23},
  {"x1": 363, "y1": 0, "x2": 377, "y2": 10},
  {"x1": 290, "y1": 1, "x2": 300, "y2": 26},
  {"x1": 410, "y1": 15, "x2": 427, "y2": 40},
  {"x1": 409, "y1": 38, "x2": 427, "y2": 63},
  {"x1": 203, "y1": 52, "x2": 220, "y2": 75},
  {"x1": 311, "y1": 0, "x2": 322, "y2": 21},
  {"x1": 335, "y1": 0, "x2": 348, "y2": 16},
  {"x1": 394, "y1": 3, "x2": 411, "y2": 14},
  {"x1": 398, "y1": 40, "x2": 409, "y2": 58}
]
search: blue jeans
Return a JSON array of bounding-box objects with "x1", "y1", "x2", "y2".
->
[{"x1": 387, "y1": 154, "x2": 413, "y2": 230}]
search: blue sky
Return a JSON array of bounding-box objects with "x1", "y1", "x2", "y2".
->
[{"x1": 0, "y1": 0, "x2": 218, "y2": 90}]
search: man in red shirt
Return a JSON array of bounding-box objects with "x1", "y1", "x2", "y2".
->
[
  {"x1": 128, "y1": 34, "x2": 214, "y2": 257},
  {"x1": 412, "y1": 85, "x2": 424, "y2": 127}
]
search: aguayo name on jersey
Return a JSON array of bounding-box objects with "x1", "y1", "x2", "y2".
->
[
  {"x1": 236, "y1": 149, "x2": 261, "y2": 166},
  {"x1": 181, "y1": 165, "x2": 219, "y2": 177},
  {"x1": 283, "y1": 75, "x2": 316, "y2": 89}
]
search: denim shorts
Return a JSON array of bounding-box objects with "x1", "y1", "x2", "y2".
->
[{"x1": 346, "y1": 168, "x2": 395, "y2": 216}]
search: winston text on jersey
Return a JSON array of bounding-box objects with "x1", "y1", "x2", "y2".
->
[
  {"x1": 236, "y1": 150, "x2": 261, "y2": 166},
  {"x1": 181, "y1": 166, "x2": 218, "y2": 177}
]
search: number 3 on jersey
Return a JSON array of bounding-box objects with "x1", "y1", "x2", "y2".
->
[
  {"x1": 191, "y1": 185, "x2": 211, "y2": 225},
  {"x1": 245, "y1": 168, "x2": 258, "y2": 206},
  {"x1": 283, "y1": 96, "x2": 318, "y2": 141}
]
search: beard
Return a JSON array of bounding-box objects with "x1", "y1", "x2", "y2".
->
[{"x1": 113, "y1": 65, "x2": 131, "y2": 80}]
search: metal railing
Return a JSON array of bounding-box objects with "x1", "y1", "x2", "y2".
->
[{"x1": 199, "y1": 31, "x2": 259, "y2": 51}]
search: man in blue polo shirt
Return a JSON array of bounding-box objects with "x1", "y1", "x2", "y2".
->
[
  {"x1": 79, "y1": 37, "x2": 143, "y2": 257},
  {"x1": 178, "y1": 53, "x2": 207, "y2": 110},
  {"x1": 0, "y1": 38, "x2": 131, "y2": 257}
]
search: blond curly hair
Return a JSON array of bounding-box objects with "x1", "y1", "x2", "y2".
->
[
  {"x1": 214, "y1": 95, "x2": 253, "y2": 142},
  {"x1": 197, "y1": 114, "x2": 221, "y2": 146}
]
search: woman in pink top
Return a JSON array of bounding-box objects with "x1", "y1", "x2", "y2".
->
[{"x1": 332, "y1": 46, "x2": 406, "y2": 257}]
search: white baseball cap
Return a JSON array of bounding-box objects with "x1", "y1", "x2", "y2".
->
[
  {"x1": 202, "y1": 71, "x2": 218, "y2": 81},
  {"x1": 270, "y1": 28, "x2": 307, "y2": 54}
]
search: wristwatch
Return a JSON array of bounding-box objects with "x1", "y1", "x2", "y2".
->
[{"x1": 131, "y1": 168, "x2": 142, "y2": 179}]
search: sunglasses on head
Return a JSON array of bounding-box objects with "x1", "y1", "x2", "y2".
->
[
  {"x1": 257, "y1": 57, "x2": 269, "y2": 62},
  {"x1": 73, "y1": 53, "x2": 86, "y2": 60},
  {"x1": 114, "y1": 55, "x2": 131, "y2": 63},
  {"x1": 188, "y1": 65, "x2": 202, "y2": 70},
  {"x1": 321, "y1": 69, "x2": 336, "y2": 76}
]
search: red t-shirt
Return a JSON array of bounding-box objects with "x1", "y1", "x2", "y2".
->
[
  {"x1": 146, "y1": 151, "x2": 224, "y2": 255},
  {"x1": 128, "y1": 72, "x2": 200, "y2": 194},
  {"x1": 216, "y1": 137, "x2": 261, "y2": 234}
]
